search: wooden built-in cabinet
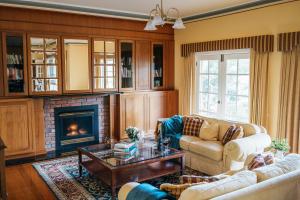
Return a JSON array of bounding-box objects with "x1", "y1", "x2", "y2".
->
[
  {"x1": 28, "y1": 35, "x2": 62, "y2": 95},
  {"x1": 119, "y1": 40, "x2": 135, "y2": 91},
  {"x1": 136, "y1": 40, "x2": 151, "y2": 90},
  {"x1": 151, "y1": 42, "x2": 164, "y2": 90},
  {"x1": 92, "y1": 39, "x2": 117, "y2": 92},
  {"x1": 0, "y1": 98, "x2": 46, "y2": 159},
  {"x1": 2, "y1": 32, "x2": 28, "y2": 96},
  {"x1": 118, "y1": 90, "x2": 178, "y2": 139},
  {"x1": 0, "y1": 34, "x2": 3, "y2": 97}
]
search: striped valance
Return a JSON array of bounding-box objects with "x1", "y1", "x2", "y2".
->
[
  {"x1": 278, "y1": 31, "x2": 300, "y2": 52},
  {"x1": 181, "y1": 35, "x2": 274, "y2": 57}
]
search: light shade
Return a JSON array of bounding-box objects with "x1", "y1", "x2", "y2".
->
[
  {"x1": 144, "y1": 20, "x2": 157, "y2": 31},
  {"x1": 172, "y1": 18, "x2": 185, "y2": 29},
  {"x1": 152, "y1": 15, "x2": 165, "y2": 26}
]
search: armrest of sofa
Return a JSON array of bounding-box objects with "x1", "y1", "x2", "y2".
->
[
  {"x1": 118, "y1": 182, "x2": 140, "y2": 200},
  {"x1": 224, "y1": 133, "x2": 271, "y2": 163}
]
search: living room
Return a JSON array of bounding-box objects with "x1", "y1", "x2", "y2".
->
[{"x1": 0, "y1": 0, "x2": 299, "y2": 200}]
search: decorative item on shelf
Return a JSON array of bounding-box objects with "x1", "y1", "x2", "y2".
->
[
  {"x1": 271, "y1": 138, "x2": 290, "y2": 159},
  {"x1": 144, "y1": 0, "x2": 185, "y2": 31}
]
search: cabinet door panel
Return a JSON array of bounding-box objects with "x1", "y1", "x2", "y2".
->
[
  {"x1": 0, "y1": 101, "x2": 34, "y2": 156},
  {"x1": 119, "y1": 93, "x2": 148, "y2": 139},
  {"x1": 148, "y1": 92, "x2": 168, "y2": 132},
  {"x1": 0, "y1": 33, "x2": 3, "y2": 96},
  {"x1": 136, "y1": 40, "x2": 150, "y2": 90}
]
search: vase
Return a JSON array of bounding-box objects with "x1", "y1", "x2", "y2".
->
[{"x1": 275, "y1": 150, "x2": 284, "y2": 159}]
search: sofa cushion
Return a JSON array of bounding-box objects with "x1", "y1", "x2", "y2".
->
[
  {"x1": 180, "y1": 135, "x2": 201, "y2": 150},
  {"x1": 183, "y1": 116, "x2": 204, "y2": 137},
  {"x1": 221, "y1": 125, "x2": 244, "y2": 145},
  {"x1": 199, "y1": 121, "x2": 219, "y2": 141},
  {"x1": 179, "y1": 170, "x2": 257, "y2": 200},
  {"x1": 253, "y1": 153, "x2": 300, "y2": 182},
  {"x1": 188, "y1": 140, "x2": 224, "y2": 161}
]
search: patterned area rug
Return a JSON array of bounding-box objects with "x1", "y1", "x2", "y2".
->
[{"x1": 33, "y1": 156, "x2": 204, "y2": 200}]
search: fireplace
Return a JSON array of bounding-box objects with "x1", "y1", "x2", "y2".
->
[{"x1": 54, "y1": 105, "x2": 99, "y2": 153}]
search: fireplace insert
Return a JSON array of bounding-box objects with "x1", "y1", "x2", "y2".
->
[{"x1": 54, "y1": 105, "x2": 99, "y2": 153}]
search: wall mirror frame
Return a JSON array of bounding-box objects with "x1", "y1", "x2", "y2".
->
[
  {"x1": 2, "y1": 31, "x2": 28, "y2": 96},
  {"x1": 62, "y1": 36, "x2": 92, "y2": 94},
  {"x1": 92, "y1": 38, "x2": 118, "y2": 92},
  {"x1": 27, "y1": 34, "x2": 62, "y2": 95}
]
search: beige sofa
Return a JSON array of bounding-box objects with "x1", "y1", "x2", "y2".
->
[
  {"x1": 118, "y1": 154, "x2": 300, "y2": 200},
  {"x1": 180, "y1": 115, "x2": 271, "y2": 175}
]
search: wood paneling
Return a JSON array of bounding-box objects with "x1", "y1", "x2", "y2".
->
[
  {"x1": 0, "y1": 6, "x2": 173, "y2": 41},
  {"x1": 0, "y1": 98, "x2": 46, "y2": 159},
  {"x1": 0, "y1": 99, "x2": 35, "y2": 157},
  {"x1": 165, "y1": 40, "x2": 175, "y2": 90},
  {"x1": 119, "y1": 93, "x2": 148, "y2": 139},
  {"x1": 136, "y1": 40, "x2": 151, "y2": 90},
  {"x1": 0, "y1": 33, "x2": 3, "y2": 97},
  {"x1": 6, "y1": 164, "x2": 55, "y2": 200},
  {"x1": 118, "y1": 90, "x2": 178, "y2": 139},
  {"x1": 0, "y1": 138, "x2": 6, "y2": 200}
]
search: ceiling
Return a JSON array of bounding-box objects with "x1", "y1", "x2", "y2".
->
[{"x1": 1, "y1": 0, "x2": 284, "y2": 21}]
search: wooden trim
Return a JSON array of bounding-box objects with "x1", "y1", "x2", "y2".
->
[
  {"x1": 151, "y1": 41, "x2": 165, "y2": 90},
  {"x1": 181, "y1": 35, "x2": 274, "y2": 57},
  {"x1": 27, "y1": 34, "x2": 62, "y2": 95},
  {"x1": 62, "y1": 36, "x2": 92, "y2": 94},
  {"x1": 0, "y1": 137, "x2": 6, "y2": 200},
  {"x1": 278, "y1": 31, "x2": 300, "y2": 52},
  {"x1": 0, "y1": 33, "x2": 3, "y2": 97},
  {"x1": 119, "y1": 40, "x2": 135, "y2": 92},
  {"x1": 92, "y1": 38, "x2": 118, "y2": 93},
  {"x1": 2, "y1": 31, "x2": 28, "y2": 96},
  {"x1": 135, "y1": 40, "x2": 151, "y2": 91}
]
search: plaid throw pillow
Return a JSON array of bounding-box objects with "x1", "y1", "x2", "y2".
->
[
  {"x1": 183, "y1": 116, "x2": 204, "y2": 137},
  {"x1": 180, "y1": 175, "x2": 220, "y2": 184},
  {"x1": 221, "y1": 125, "x2": 244, "y2": 145}
]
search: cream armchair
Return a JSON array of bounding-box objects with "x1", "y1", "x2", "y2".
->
[{"x1": 177, "y1": 115, "x2": 271, "y2": 175}]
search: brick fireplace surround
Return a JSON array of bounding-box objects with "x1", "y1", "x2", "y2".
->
[{"x1": 43, "y1": 95, "x2": 110, "y2": 152}]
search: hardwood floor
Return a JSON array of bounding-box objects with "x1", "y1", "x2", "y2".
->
[{"x1": 6, "y1": 163, "x2": 55, "y2": 200}]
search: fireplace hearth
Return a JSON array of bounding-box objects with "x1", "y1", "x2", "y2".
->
[{"x1": 54, "y1": 105, "x2": 99, "y2": 153}]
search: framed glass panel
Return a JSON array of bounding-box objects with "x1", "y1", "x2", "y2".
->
[
  {"x1": 31, "y1": 52, "x2": 44, "y2": 64},
  {"x1": 30, "y1": 38, "x2": 44, "y2": 51},
  {"x1": 45, "y1": 38, "x2": 57, "y2": 51},
  {"x1": 45, "y1": 52, "x2": 57, "y2": 64},
  {"x1": 94, "y1": 41, "x2": 104, "y2": 52},
  {"x1": 45, "y1": 79, "x2": 58, "y2": 91},
  {"x1": 32, "y1": 79, "x2": 44, "y2": 92},
  {"x1": 45, "y1": 65, "x2": 57, "y2": 78},
  {"x1": 94, "y1": 53, "x2": 105, "y2": 65},
  {"x1": 152, "y1": 43, "x2": 163, "y2": 88},
  {"x1": 32, "y1": 65, "x2": 44, "y2": 78},
  {"x1": 94, "y1": 78, "x2": 105, "y2": 89}
]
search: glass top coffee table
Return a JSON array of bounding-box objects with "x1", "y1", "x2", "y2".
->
[{"x1": 78, "y1": 143, "x2": 185, "y2": 198}]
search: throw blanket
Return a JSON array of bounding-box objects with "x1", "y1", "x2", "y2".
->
[
  {"x1": 126, "y1": 183, "x2": 175, "y2": 200},
  {"x1": 160, "y1": 115, "x2": 183, "y2": 149}
]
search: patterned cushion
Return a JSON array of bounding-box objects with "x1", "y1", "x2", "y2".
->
[
  {"x1": 160, "y1": 183, "x2": 201, "y2": 199},
  {"x1": 183, "y1": 116, "x2": 204, "y2": 137},
  {"x1": 221, "y1": 125, "x2": 244, "y2": 145},
  {"x1": 247, "y1": 153, "x2": 274, "y2": 170},
  {"x1": 180, "y1": 175, "x2": 220, "y2": 184}
]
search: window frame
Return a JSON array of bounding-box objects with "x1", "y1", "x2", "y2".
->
[{"x1": 195, "y1": 49, "x2": 250, "y2": 122}]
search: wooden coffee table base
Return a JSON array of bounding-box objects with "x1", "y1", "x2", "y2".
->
[{"x1": 78, "y1": 149, "x2": 184, "y2": 199}]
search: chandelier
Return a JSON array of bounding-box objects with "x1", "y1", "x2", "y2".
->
[{"x1": 144, "y1": 0, "x2": 185, "y2": 31}]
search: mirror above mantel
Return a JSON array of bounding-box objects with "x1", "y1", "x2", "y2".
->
[{"x1": 63, "y1": 38, "x2": 92, "y2": 94}]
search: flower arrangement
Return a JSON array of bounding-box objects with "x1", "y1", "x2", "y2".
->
[
  {"x1": 125, "y1": 126, "x2": 140, "y2": 142},
  {"x1": 271, "y1": 138, "x2": 290, "y2": 153}
]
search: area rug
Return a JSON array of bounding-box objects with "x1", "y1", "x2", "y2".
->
[{"x1": 33, "y1": 155, "x2": 204, "y2": 200}]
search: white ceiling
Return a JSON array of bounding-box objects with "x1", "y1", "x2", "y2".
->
[{"x1": 18, "y1": 0, "x2": 258, "y2": 18}]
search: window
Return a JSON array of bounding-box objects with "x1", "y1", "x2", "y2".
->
[{"x1": 196, "y1": 50, "x2": 250, "y2": 122}]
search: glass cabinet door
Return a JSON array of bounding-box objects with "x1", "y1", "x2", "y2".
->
[
  {"x1": 152, "y1": 43, "x2": 164, "y2": 89},
  {"x1": 29, "y1": 36, "x2": 61, "y2": 94},
  {"x1": 119, "y1": 41, "x2": 134, "y2": 91},
  {"x1": 2, "y1": 32, "x2": 28, "y2": 96},
  {"x1": 93, "y1": 39, "x2": 117, "y2": 91}
]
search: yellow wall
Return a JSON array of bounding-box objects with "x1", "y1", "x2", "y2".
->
[{"x1": 174, "y1": 1, "x2": 300, "y2": 137}]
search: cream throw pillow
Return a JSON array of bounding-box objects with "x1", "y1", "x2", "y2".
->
[{"x1": 199, "y1": 121, "x2": 219, "y2": 141}]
